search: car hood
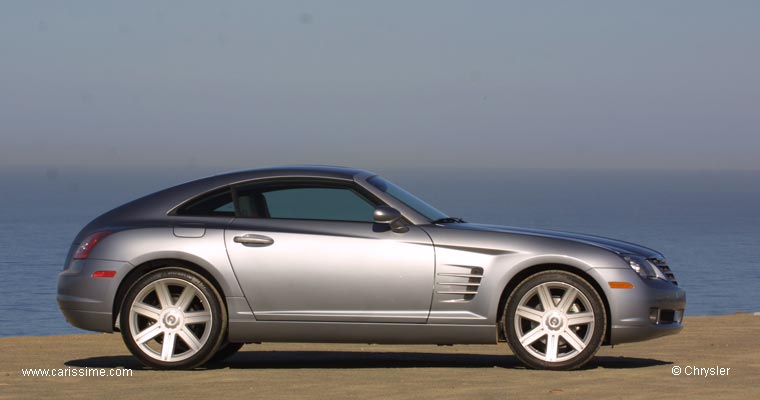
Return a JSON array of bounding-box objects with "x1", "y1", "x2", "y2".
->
[{"x1": 447, "y1": 223, "x2": 663, "y2": 258}]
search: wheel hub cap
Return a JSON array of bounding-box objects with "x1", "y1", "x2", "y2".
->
[
  {"x1": 161, "y1": 309, "x2": 183, "y2": 329},
  {"x1": 545, "y1": 312, "x2": 564, "y2": 330}
]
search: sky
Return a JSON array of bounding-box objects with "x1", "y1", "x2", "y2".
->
[{"x1": 1, "y1": 1, "x2": 759, "y2": 171}]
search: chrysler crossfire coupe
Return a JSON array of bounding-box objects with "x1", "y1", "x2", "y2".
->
[{"x1": 58, "y1": 165, "x2": 685, "y2": 370}]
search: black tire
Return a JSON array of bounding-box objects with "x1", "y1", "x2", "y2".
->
[
  {"x1": 119, "y1": 267, "x2": 227, "y2": 369},
  {"x1": 503, "y1": 270, "x2": 606, "y2": 370},
  {"x1": 208, "y1": 342, "x2": 245, "y2": 364}
]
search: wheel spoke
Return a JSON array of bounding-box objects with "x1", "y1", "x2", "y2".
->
[
  {"x1": 567, "y1": 311, "x2": 594, "y2": 326},
  {"x1": 561, "y1": 328, "x2": 587, "y2": 352},
  {"x1": 132, "y1": 302, "x2": 161, "y2": 321},
  {"x1": 556, "y1": 286, "x2": 578, "y2": 313},
  {"x1": 516, "y1": 306, "x2": 544, "y2": 323},
  {"x1": 184, "y1": 310, "x2": 211, "y2": 325},
  {"x1": 536, "y1": 284, "x2": 554, "y2": 311},
  {"x1": 519, "y1": 325, "x2": 546, "y2": 347},
  {"x1": 154, "y1": 281, "x2": 173, "y2": 309},
  {"x1": 545, "y1": 333, "x2": 559, "y2": 361},
  {"x1": 174, "y1": 285, "x2": 196, "y2": 312},
  {"x1": 178, "y1": 327, "x2": 202, "y2": 352},
  {"x1": 161, "y1": 332, "x2": 176, "y2": 361},
  {"x1": 133, "y1": 323, "x2": 163, "y2": 344}
]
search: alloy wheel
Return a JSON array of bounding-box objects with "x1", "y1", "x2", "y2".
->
[{"x1": 514, "y1": 281, "x2": 595, "y2": 362}]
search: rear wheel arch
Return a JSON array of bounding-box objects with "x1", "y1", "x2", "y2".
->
[
  {"x1": 496, "y1": 264, "x2": 612, "y2": 345},
  {"x1": 112, "y1": 259, "x2": 228, "y2": 331}
]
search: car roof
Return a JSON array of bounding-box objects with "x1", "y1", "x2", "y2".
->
[
  {"x1": 207, "y1": 165, "x2": 372, "y2": 183},
  {"x1": 155, "y1": 165, "x2": 377, "y2": 211},
  {"x1": 79, "y1": 165, "x2": 376, "y2": 236}
]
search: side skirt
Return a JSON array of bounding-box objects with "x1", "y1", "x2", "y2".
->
[{"x1": 228, "y1": 320, "x2": 498, "y2": 345}]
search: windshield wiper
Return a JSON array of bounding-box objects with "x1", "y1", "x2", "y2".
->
[{"x1": 432, "y1": 217, "x2": 466, "y2": 224}]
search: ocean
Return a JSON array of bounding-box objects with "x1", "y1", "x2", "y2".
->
[{"x1": 1, "y1": 166, "x2": 758, "y2": 337}]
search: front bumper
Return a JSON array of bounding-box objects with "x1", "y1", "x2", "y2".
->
[
  {"x1": 593, "y1": 268, "x2": 686, "y2": 345},
  {"x1": 57, "y1": 259, "x2": 133, "y2": 332}
]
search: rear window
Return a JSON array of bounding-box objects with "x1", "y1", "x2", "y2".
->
[{"x1": 175, "y1": 189, "x2": 234, "y2": 217}]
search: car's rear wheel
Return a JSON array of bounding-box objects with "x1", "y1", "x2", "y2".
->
[
  {"x1": 120, "y1": 268, "x2": 227, "y2": 369},
  {"x1": 504, "y1": 270, "x2": 606, "y2": 370}
]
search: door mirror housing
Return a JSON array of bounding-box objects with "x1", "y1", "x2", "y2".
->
[{"x1": 373, "y1": 206, "x2": 409, "y2": 233}]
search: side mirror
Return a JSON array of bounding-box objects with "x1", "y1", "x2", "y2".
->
[{"x1": 373, "y1": 206, "x2": 409, "y2": 233}]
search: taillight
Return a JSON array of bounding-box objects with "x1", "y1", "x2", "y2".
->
[{"x1": 73, "y1": 231, "x2": 112, "y2": 260}]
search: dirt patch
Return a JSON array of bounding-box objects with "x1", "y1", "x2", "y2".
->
[{"x1": 1, "y1": 314, "x2": 757, "y2": 399}]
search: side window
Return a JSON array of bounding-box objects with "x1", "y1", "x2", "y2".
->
[
  {"x1": 234, "y1": 182, "x2": 378, "y2": 222},
  {"x1": 263, "y1": 187, "x2": 376, "y2": 222},
  {"x1": 175, "y1": 189, "x2": 235, "y2": 217}
]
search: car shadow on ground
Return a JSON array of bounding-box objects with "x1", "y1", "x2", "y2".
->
[{"x1": 66, "y1": 351, "x2": 671, "y2": 371}]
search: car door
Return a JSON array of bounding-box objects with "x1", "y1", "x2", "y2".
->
[{"x1": 224, "y1": 179, "x2": 435, "y2": 323}]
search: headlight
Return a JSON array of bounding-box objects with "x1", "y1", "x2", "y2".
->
[{"x1": 623, "y1": 255, "x2": 666, "y2": 280}]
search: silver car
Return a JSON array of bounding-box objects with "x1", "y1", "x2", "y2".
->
[{"x1": 57, "y1": 166, "x2": 685, "y2": 370}]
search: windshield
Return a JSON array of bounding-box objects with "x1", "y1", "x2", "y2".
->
[{"x1": 366, "y1": 175, "x2": 448, "y2": 222}]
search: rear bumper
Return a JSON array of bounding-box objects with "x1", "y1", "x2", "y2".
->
[
  {"x1": 594, "y1": 268, "x2": 686, "y2": 345},
  {"x1": 57, "y1": 259, "x2": 133, "y2": 332}
]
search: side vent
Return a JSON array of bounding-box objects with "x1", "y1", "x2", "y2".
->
[{"x1": 436, "y1": 266, "x2": 484, "y2": 301}]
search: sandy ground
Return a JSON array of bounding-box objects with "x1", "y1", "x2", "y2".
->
[{"x1": 1, "y1": 314, "x2": 758, "y2": 399}]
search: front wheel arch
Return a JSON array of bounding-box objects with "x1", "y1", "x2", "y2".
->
[{"x1": 496, "y1": 264, "x2": 612, "y2": 345}]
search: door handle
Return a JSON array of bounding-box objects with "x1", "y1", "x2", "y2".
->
[{"x1": 233, "y1": 234, "x2": 274, "y2": 247}]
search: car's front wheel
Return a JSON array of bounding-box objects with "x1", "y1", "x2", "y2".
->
[
  {"x1": 119, "y1": 267, "x2": 227, "y2": 369},
  {"x1": 504, "y1": 270, "x2": 606, "y2": 370}
]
